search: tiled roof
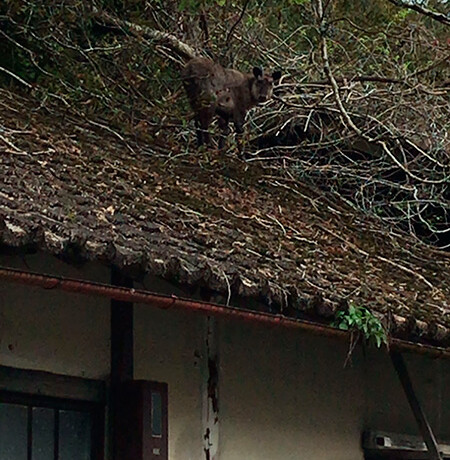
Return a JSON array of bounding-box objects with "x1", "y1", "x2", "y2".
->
[{"x1": 1, "y1": 89, "x2": 449, "y2": 345}]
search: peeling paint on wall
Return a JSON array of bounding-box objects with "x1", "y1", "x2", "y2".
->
[
  {"x1": 208, "y1": 357, "x2": 219, "y2": 416},
  {"x1": 204, "y1": 428, "x2": 211, "y2": 460},
  {"x1": 202, "y1": 316, "x2": 219, "y2": 460}
]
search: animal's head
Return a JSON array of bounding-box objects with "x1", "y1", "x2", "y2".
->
[
  {"x1": 251, "y1": 67, "x2": 282, "y2": 103},
  {"x1": 216, "y1": 88, "x2": 235, "y2": 115}
]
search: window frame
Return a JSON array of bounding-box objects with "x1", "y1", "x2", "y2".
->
[{"x1": 0, "y1": 389, "x2": 105, "y2": 460}]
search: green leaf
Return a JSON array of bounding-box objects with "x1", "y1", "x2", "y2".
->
[{"x1": 332, "y1": 302, "x2": 387, "y2": 348}]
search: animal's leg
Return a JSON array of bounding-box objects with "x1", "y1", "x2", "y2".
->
[
  {"x1": 218, "y1": 117, "x2": 230, "y2": 149},
  {"x1": 198, "y1": 109, "x2": 213, "y2": 147},
  {"x1": 233, "y1": 116, "x2": 245, "y2": 153},
  {"x1": 195, "y1": 118, "x2": 204, "y2": 147}
]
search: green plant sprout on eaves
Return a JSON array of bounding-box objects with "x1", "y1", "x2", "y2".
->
[{"x1": 332, "y1": 302, "x2": 388, "y2": 348}]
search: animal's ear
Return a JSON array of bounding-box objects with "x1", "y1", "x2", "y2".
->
[
  {"x1": 272, "y1": 70, "x2": 282, "y2": 82},
  {"x1": 253, "y1": 67, "x2": 263, "y2": 79}
]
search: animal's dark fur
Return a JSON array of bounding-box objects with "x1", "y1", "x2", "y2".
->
[{"x1": 182, "y1": 57, "x2": 281, "y2": 148}]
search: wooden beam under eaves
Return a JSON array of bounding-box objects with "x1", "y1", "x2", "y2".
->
[
  {"x1": 111, "y1": 268, "x2": 134, "y2": 384},
  {"x1": 110, "y1": 267, "x2": 134, "y2": 460},
  {"x1": 390, "y1": 351, "x2": 443, "y2": 460}
]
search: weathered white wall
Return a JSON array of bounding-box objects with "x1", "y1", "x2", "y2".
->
[
  {"x1": 2, "y1": 253, "x2": 450, "y2": 460},
  {"x1": 219, "y1": 320, "x2": 365, "y2": 460},
  {"x1": 135, "y1": 309, "x2": 450, "y2": 460},
  {"x1": 135, "y1": 312, "x2": 450, "y2": 460},
  {"x1": 219, "y1": 320, "x2": 450, "y2": 459},
  {"x1": 134, "y1": 306, "x2": 205, "y2": 460},
  {"x1": 0, "y1": 253, "x2": 110, "y2": 379}
]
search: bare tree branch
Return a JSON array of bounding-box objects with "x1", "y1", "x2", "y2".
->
[
  {"x1": 385, "y1": 0, "x2": 450, "y2": 27},
  {"x1": 92, "y1": 7, "x2": 197, "y2": 61},
  {"x1": 226, "y1": 0, "x2": 252, "y2": 47},
  {"x1": 0, "y1": 65, "x2": 32, "y2": 89},
  {"x1": 315, "y1": 0, "x2": 447, "y2": 185}
]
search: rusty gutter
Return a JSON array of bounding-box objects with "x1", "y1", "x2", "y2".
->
[{"x1": 0, "y1": 266, "x2": 449, "y2": 359}]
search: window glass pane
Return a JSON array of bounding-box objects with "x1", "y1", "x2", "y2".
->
[
  {"x1": 32, "y1": 407, "x2": 54, "y2": 460},
  {"x1": 59, "y1": 410, "x2": 91, "y2": 460},
  {"x1": 151, "y1": 392, "x2": 162, "y2": 437},
  {"x1": 0, "y1": 403, "x2": 28, "y2": 460}
]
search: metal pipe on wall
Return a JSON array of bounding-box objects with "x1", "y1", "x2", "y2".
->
[{"x1": 0, "y1": 265, "x2": 449, "y2": 359}]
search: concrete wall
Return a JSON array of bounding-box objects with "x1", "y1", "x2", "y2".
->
[
  {"x1": 134, "y1": 306, "x2": 205, "y2": 460},
  {"x1": 1, "y1": 253, "x2": 450, "y2": 460},
  {"x1": 0, "y1": 253, "x2": 110, "y2": 379},
  {"x1": 219, "y1": 320, "x2": 364, "y2": 460}
]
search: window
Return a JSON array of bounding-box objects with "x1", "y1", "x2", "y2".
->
[{"x1": 0, "y1": 391, "x2": 104, "y2": 460}]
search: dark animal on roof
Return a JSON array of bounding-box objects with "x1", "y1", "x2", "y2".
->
[{"x1": 182, "y1": 57, "x2": 281, "y2": 148}]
